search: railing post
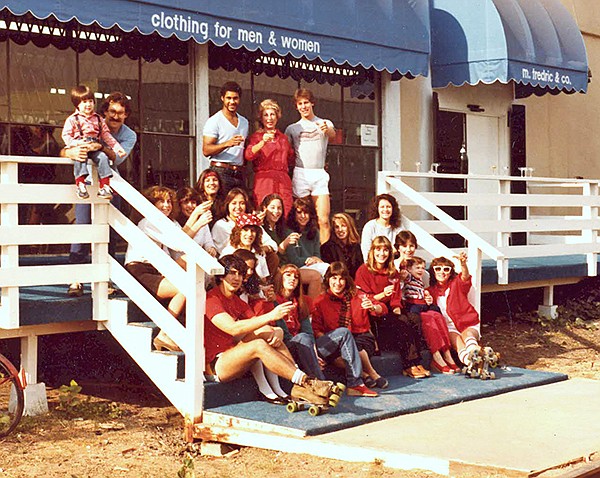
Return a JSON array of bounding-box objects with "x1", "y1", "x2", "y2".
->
[
  {"x1": 467, "y1": 244, "x2": 482, "y2": 315},
  {"x1": 498, "y1": 179, "x2": 511, "y2": 248},
  {"x1": 582, "y1": 181, "x2": 598, "y2": 276},
  {"x1": 92, "y1": 195, "x2": 110, "y2": 322},
  {"x1": 184, "y1": 260, "x2": 206, "y2": 440},
  {"x1": 0, "y1": 159, "x2": 20, "y2": 328}
]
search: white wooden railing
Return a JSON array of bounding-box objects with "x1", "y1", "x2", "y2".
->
[
  {"x1": 379, "y1": 171, "x2": 600, "y2": 292},
  {"x1": 0, "y1": 154, "x2": 223, "y2": 427}
]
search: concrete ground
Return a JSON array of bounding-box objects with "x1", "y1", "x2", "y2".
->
[{"x1": 315, "y1": 378, "x2": 600, "y2": 476}]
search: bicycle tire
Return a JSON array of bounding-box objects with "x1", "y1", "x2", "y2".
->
[{"x1": 0, "y1": 355, "x2": 24, "y2": 437}]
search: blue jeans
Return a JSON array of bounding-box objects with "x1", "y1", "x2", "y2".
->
[
  {"x1": 287, "y1": 332, "x2": 325, "y2": 381},
  {"x1": 73, "y1": 150, "x2": 113, "y2": 180},
  {"x1": 315, "y1": 327, "x2": 363, "y2": 388}
]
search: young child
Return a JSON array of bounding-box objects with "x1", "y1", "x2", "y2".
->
[
  {"x1": 427, "y1": 252, "x2": 482, "y2": 369},
  {"x1": 401, "y1": 257, "x2": 459, "y2": 374},
  {"x1": 62, "y1": 85, "x2": 126, "y2": 200}
]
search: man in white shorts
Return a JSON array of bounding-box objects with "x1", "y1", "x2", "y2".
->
[{"x1": 285, "y1": 88, "x2": 335, "y2": 243}]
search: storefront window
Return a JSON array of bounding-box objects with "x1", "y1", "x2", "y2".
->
[{"x1": 9, "y1": 42, "x2": 76, "y2": 125}]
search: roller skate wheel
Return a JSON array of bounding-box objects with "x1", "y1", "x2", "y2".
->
[
  {"x1": 329, "y1": 395, "x2": 340, "y2": 407},
  {"x1": 335, "y1": 382, "x2": 347, "y2": 393},
  {"x1": 490, "y1": 372, "x2": 496, "y2": 379},
  {"x1": 287, "y1": 402, "x2": 299, "y2": 413},
  {"x1": 308, "y1": 405, "x2": 321, "y2": 416},
  {"x1": 469, "y1": 370, "x2": 478, "y2": 378}
]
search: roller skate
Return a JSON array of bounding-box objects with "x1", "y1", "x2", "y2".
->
[
  {"x1": 462, "y1": 347, "x2": 483, "y2": 379},
  {"x1": 462, "y1": 346, "x2": 500, "y2": 380},
  {"x1": 287, "y1": 377, "x2": 346, "y2": 416}
]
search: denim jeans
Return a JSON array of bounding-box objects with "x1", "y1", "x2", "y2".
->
[
  {"x1": 315, "y1": 327, "x2": 362, "y2": 387},
  {"x1": 73, "y1": 150, "x2": 113, "y2": 180}
]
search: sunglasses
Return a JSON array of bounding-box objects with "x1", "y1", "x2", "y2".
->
[{"x1": 433, "y1": 266, "x2": 453, "y2": 273}]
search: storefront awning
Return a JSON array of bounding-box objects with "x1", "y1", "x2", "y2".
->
[
  {"x1": 431, "y1": 0, "x2": 589, "y2": 95},
  {"x1": 2, "y1": 0, "x2": 430, "y2": 77}
]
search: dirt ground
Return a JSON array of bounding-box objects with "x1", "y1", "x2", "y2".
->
[{"x1": 1, "y1": 315, "x2": 599, "y2": 477}]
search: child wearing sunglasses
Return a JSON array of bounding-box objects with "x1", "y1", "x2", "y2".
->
[{"x1": 427, "y1": 252, "x2": 481, "y2": 368}]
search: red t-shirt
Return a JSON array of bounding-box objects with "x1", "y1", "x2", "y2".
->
[{"x1": 204, "y1": 286, "x2": 254, "y2": 363}]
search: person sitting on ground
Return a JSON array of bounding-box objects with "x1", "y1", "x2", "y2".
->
[
  {"x1": 312, "y1": 262, "x2": 387, "y2": 394},
  {"x1": 195, "y1": 168, "x2": 224, "y2": 227},
  {"x1": 62, "y1": 85, "x2": 126, "y2": 200},
  {"x1": 244, "y1": 99, "x2": 295, "y2": 215},
  {"x1": 176, "y1": 187, "x2": 217, "y2": 257},
  {"x1": 204, "y1": 254, "x2": 337, "y2": 401},
  {"x1": 360, "y1": 194, "x2": 403, "y2": 261},
  {"x1": 320, "y1": 212, "x2": 364, "y2": 278},
  {"x1": 402, "y1": 257, "x2": 459, "y2": 375},
  {"x1": 221, "y1": 213, "x2": 270, "y2": 281},
  {"x1": 124, "y1": 186, "x2": 211, "y2": 352},
  {"x1": 286, "y1": 197, "x2": 329, "y2": 297},
  {"x1": 355, "y1": 236, "x2": 429, "y2": 379},
  {"x1": 427, "y1": 252, "x2": 482, "y2": 368},
  {"x1": 231, "y1": 250, "x2": 288, "y2": 404}
]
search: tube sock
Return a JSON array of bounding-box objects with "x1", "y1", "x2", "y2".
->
[
  {"x1": 291, "y1": 368, "x2": 306, "y2": 385},
  {"x1": 264, "y1": 368, "x2": 288, "y2": 397},
  {"x1": 458, "y1": 347, "x2": 470, "y2": 366},
  {"x1": 250, "y1": 361, "x2": 277, "y2": 399},
  {"x1": 465, "y1": 336, "x2": 479, "y2": 353}
]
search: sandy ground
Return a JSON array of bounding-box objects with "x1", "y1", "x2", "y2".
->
[{"x1": 0, "y1": 318, "x2": 599, "y2": 478}]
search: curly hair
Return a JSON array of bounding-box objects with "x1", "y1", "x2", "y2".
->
[
  {"x1": 143, "y1": 186, "x2": 177, "y2": 219},
  {"x1": 287, "y1": 197, "x2": 318, "y2": 241},
  {"x1": 366, "y1": 236, "x2": 396, "y2": 277},
  {"x1": 230, "y1": 224, "x2": 263, "y2": 253},
  {"x1": 273, "y1": 263, "x2": 310, "y2": 319},
  {"x1": 324, "y1": 261, "x2": 356, "y2": 296},
  {"x1": 368, "y1": 194, "x2": 401, "y2": 228},
  {"x1": 429, "y1": 256, "x2": 457, "y2": 285}
]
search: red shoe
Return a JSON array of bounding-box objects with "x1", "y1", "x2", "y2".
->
[
  {"x1": 430, "y1": 359, "x2": 454, "y2": 375},
  {"x1": 447, "y1": 362, "x2": 461, "y2": 373},
  {"x1": 347, "y1": 384, "x2": 378, "y2": 397}
]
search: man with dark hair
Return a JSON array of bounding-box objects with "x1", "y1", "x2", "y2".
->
[
  {"x1": 205, "y1": 255, "x2": 343, "y2": 405},
  {"x1": 202, "y1": 81, "x2": 249, "y2": 194},
  {"x1": 63, "y1": 91, "x2": 137, "y2": 296}
]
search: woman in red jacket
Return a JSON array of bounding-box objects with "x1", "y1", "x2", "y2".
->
[
  {"x1": 427, "y1": 252, "x2": 482, "y2": 367},
  {"x1": 313, "y1": 262, "x2": 388, "y2": 392},
  {"x1": 354, "y1": 236, "x2": 429, "y2": 379}
]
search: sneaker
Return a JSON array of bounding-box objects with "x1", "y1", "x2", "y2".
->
[
  {"x1": 76, "y1": 182, "x2": 89, "y2": 199},
  {"x1": 97, "y1": 185, "x2": 113, "y2": 199},
  {"x1": 374, "y1": 376, "x2": 389, "y2": 389},
  {"x1": 347, "y1": 384, "x2": 378, "y2": 397}
]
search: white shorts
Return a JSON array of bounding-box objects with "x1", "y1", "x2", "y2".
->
[
  {"x1": 301, "y1": 262, "x2": 330, "y2": 277},
  {"x1": 292, "y1": 167, "x2": 330, "y2": 197}
]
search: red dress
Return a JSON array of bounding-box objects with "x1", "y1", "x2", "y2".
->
[{"x1": 244, "y1": 130, "x2": 295, "y2": 215}]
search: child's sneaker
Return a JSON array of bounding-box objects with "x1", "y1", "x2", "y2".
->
[
  {"x1": 76, "y1": 182, "x2": 89, "y2": 199},
  {"x1": 97, "y1": 185, "x2": 113, "y2": 199},
  {"x1": 347, "y1": 384, "x2": 378, "y2": 397}
]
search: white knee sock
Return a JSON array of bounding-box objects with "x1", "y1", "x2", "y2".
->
[
  {"x1": 264, "y1": 368, "x2": 288, "y2": 397},
  {"x1": 465, "y1": 336, "x2": 479, "y2": 353},
  {"x1": 458, "y1": 348, "x2": 471, "y2": 366},
  {"x1": 250, "y1": 361, "x2": 277, "y2": 399}
]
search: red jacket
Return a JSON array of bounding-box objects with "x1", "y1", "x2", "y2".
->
[
  {"x1": 428, "y1": 275, "x2": 479, "y2": 332},
  {"x1": 311, "y1": 292, "x2": 387, "y2": 335},
  {"x1": 354, "y1": 264, "x2": 403, "y2": 311}
]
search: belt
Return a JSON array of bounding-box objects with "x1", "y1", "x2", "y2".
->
[{"x1": 211, "y1": 161, "x2": 242, "y2": 171}]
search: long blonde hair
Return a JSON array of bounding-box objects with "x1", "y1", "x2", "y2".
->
[{"x1": 366, "y1": 236, "x2": 396, "y2": 277}]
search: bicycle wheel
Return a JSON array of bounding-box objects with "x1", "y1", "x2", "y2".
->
[{"x1": 0, "y1": 356, "x2": 24, "y2": 437}]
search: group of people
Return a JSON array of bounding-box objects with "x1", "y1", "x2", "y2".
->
[{"x1": 118, "y1": 81, "x2": 487, "y2": 403}]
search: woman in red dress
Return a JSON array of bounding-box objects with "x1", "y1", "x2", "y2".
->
[{"x1": 244, "y1": 99, "x2": 294, "y2": 215}]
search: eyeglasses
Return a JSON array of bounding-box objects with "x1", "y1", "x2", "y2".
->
[
  {"x1": 433, "y1": 266, "x2": 452, "y2": 273},
  {"x1": 107, "y1": 108, "x2": 126, "y2": 117}
]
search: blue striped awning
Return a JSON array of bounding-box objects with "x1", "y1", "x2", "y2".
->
[
  {"x1": 431, "y1": 0, "x2": 589, "y2": 94},
  {"x1": 1, "y1": 0, "x2": 431, "y2": 77}
]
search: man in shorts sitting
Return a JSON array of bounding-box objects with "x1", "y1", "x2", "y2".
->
[
  {"x1": 285, "y1": 88, "x2": 335, "y2": 243},
  {"x1": 204, "y1": 255, "x2": 339, "y2": 401}
]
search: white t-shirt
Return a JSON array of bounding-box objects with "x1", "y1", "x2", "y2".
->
[
  {"x1": 220, "y1": 245, "x2": 270, "y2": 279},
  {"x1": 285, "y1": 116, "x2": 333, "y2": 169},
  {"x1": 193, "y1": 225, "x2": 216, "y2": 253},
  {"x1": 360, "y1": 219, "x2": 403, "y2": 261},
  {"x1": 211, "y1": 218, "x2": 278, "y2": 254},
  {"x1": 203, "y1": 111, "x2": 249, "y2": 166},
  {"x1": 125, "y1": 218, "x2": 181, "y2": 265}
]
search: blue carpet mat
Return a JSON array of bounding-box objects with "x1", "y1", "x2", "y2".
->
[{"x1": 206, "y1": 368, "x2": 567, "y2": 436}]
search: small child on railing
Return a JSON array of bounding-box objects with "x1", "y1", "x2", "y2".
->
[
  {"x1": 427, "y1": 252, "x2": 482, "y2": 369},
  {"x1": 61, "y1": 85, "x2": 126, "y2": 200}
]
